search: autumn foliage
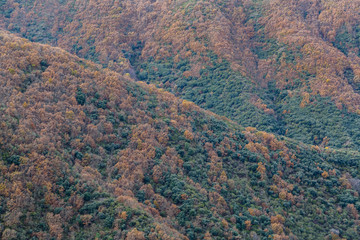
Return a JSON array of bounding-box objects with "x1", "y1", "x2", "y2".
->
[{"x1": 1, "y1": 0, "x2": 360, "y2": 239}]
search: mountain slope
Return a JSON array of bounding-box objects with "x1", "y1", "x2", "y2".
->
[
  {"x1": 1, "y1": 0, "x2": 360, "y2": 149},
  {"x1": 1, "y1": 30, "x2": 360, "y2": 239},
  {"x1": 0, "y1": 30, "x2": 188, "y2": 240}
]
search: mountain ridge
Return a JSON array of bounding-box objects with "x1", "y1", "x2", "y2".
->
[
  {"x1": 2, "y1": 0, "x2": 360, "y2": 239},
  {"x1": 2, "y1": 0, "x2": 360, "y2": 149},
  {"x1": 1, "y1": 29, "x2": 360, "y2": 239}
]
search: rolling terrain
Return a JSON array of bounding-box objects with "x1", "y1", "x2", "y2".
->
[
  {"x1": 1, "y1": 0, "x2": 360, "y2": 239},
  {"x1": 1, "y1": 0, "x2": 360, "y2": 148},
  {"x1": 1, "y1": 30, "x2": 360, "y2": 240}
]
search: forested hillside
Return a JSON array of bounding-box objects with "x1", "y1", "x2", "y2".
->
[
  {"x1": 2, "y1": 0, "x2": 360, "y2": 239},
  {"x1": 1, "y1": 0, "x2": 360, "y2": 148},
  {"x1": 1, "y1": 30, "x2": 360, "y2": 240}
]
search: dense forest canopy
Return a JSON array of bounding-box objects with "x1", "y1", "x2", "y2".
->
[
  {"x1": 1, "y1": 0, "x2": 360, "y2": 148},
  {"x1": 1, "y1": 0, "x2": 360, "y2": 239}
]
